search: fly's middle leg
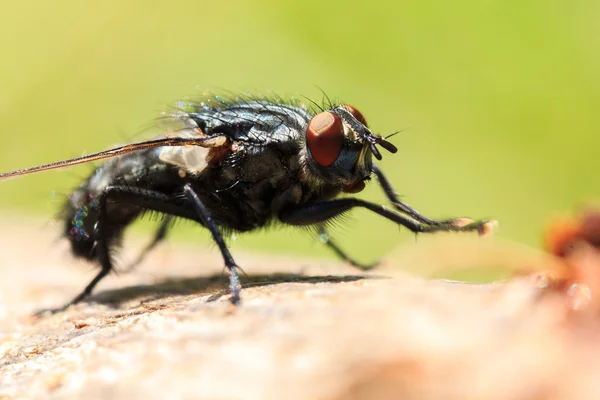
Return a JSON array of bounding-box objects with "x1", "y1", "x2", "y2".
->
[
  {"x1": 280, "y1": 198, "x2": 493, "y2": 235},
  {"x1": 317, "y1": 225, "x2": 378, "y2": 271},
  {"x1": 183, "y1": 184, "x2": 241, "y2": 305},
  {"x1": 90, "y1": 185, "x2": 242, "y2": 305}
]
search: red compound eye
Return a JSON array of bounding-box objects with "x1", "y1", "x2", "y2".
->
[
  {"x1": 342, "y1": 104, "x2": 367, "y2": 126},
  {"x1": 306, "y1": 112, "x2": 344, "y2": 167}
]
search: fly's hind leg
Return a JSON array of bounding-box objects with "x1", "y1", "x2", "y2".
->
[
  {"x1": 122, "y1": 216, "x2": 172, "y2": 272},
  {"x1": 317, "y1": 225, "x2": 378, "y2": 271},
  {"x1": 36, "y1": 186, "x2": 201, "y2": 316},
  {"x1": 34, "y1": 258, "x2": 113, "y2": 316},
  {"x1": 35, "y1": 187, "x2": 120, "y2": 315}
]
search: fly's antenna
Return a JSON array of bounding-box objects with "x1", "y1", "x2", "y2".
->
[
  {"x1": 364, "y1": 134, "x2": 398, "y2": 160},
  {"x1": 0, "y1": 135, "x2": 226, "y2": 180},
  {"x1": 378, "y1": 129, "x2": 404, "y2": 153},
  {"x1": 364, "y1": 133, "x2": 398, "y2": 160},
  {"x1": 333, "y1": 104, "x2": 399, "y2": 160},
  {"x1": 375, "y1": 136, "x2": 398, "y2": 154},
  {"x1": 385, "y1": 131, "x2": 401, "y2": 140}
]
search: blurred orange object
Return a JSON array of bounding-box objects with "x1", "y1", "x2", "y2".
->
[{"x1": 543, "y1": 207, "x2": 600, "y2": 313}]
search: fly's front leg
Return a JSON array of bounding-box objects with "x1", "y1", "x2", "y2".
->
[
  {"x1": 372, "y1": 164, "x2": 492, "y2": 233},
  {"x1": 317, "y1": 225, "x2": 378, "y2": 270},
  {"x1": 183, "y1": 184, "x2": 241, "y2": 305},
  {"x1": 280, "y1": 198, "x2": 492, "y2": 235}
]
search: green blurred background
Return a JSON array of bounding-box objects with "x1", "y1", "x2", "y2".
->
[{"x1": 0, "y1": 0, "x2": 598, "y2": 265}]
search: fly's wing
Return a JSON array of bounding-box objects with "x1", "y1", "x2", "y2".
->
[
  {"x1": 0, "y1": 99, "x2": 311, "y2": 181},
  {"x1": 158, "y1": 130, "x2": 211, "y2": 174},
  {"x1": 0, "y1": 110, "x2": 227, "y2": 181},
  {"x1": 156, "y1": 111, "x2": 212, "y2": 174}
]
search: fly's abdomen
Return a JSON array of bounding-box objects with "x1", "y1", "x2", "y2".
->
[
  {"x1": 63, "y1": 185, "x2": 103, "y2": 260},
  {"x1": 62, "y1": 155, "x2": 152, "y2": 261}
]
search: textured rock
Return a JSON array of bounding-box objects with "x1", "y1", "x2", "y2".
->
[{"x1": 1, "y1": 218, "x2": 600, "y2": 400}]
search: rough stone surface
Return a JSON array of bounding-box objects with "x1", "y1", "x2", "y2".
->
[{"x1": 1, "y1": 218, "x2": 600, "y2": 399}]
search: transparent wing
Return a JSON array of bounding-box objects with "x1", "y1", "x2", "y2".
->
[{"x1": 0, "y1": 135, "x2": 227, "y2": 180}]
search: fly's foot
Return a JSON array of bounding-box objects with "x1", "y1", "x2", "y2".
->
[
  {"x1": 227, "y1": 264, "x2": 242, "y2": 305},
  {"x1": 344, "y1": 258, "x2": 380, "y2": 271},
  {"x1": 32, "y1": 303, "x2": 71, "y2": 318},
  {"x1": 450, "y1": 217, "x2": 476, "y2": 228},
  {"x1": 449, "y1": 218, "x2": 498, "y2": 236},
  {"x1": 318, "y1": 230, "x2": 379, "y2": 271},
  {"x1": 31, "y1": 286, "x2": 95, "y2": 318},
  {"x1": 478, "y1": 220, "x2": 499, "y2": 236},
  {"x1": 421, "y1": 218, "x2": 498, "y2": 236}
]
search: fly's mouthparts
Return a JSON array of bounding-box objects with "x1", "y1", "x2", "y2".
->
[{"x1": 369, "y1": 143, "x2": 383, "y2": 160}]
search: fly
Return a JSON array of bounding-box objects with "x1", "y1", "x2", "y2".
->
[{"x1": 0, "y1": 94, "x2": 496, "y2": 312}]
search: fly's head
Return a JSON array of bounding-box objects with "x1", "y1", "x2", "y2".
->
[{"x1": 304, "y1": 105, "x2": 397, "y2": 193}]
